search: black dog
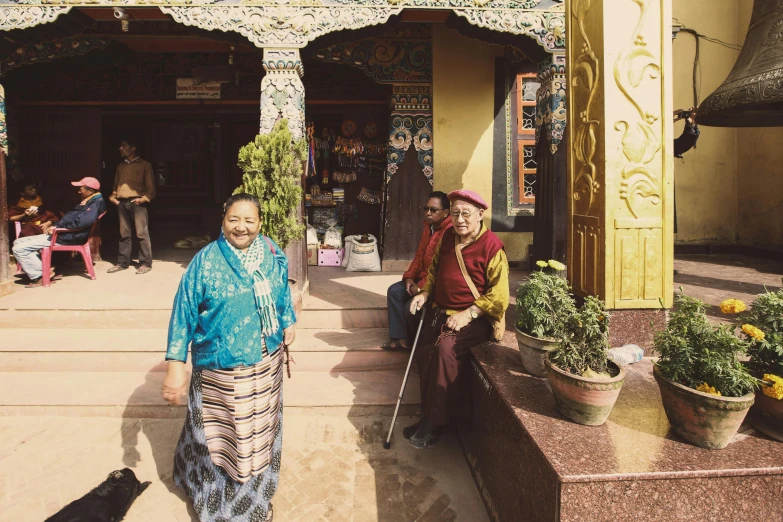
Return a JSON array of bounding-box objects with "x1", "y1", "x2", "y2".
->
[{"x1": 45, "y1": 468, "x2": 151, "y2": 522}]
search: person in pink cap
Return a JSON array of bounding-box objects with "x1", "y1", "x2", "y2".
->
[
  {"x1": 11, "y1": 177, "x2": 106, "y2": 288},
  {"x1": 405, "y1": 189, "x2": 509, "y2": 448}
]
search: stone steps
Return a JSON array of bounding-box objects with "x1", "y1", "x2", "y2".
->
[
  {"x1": 0, "y1": 307, "x2": 388, "y2": 329},
  {"x1": 0, "y1": 370, "x2": 420, "y2": 418},
  {"x1": 0, "y1": 328, "x2": 409, "y2": 372}
]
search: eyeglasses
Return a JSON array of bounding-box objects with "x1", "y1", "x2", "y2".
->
[
  {"x1": 450, "y1": 209, "x2": 480, "y2": 220},
  {"x1": 422, "y1": 206, "x2": 444, "y2": 213}
]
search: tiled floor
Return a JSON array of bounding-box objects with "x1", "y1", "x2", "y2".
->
[{"x1": 0, "y1": 415, "x2": 488, "y2": 522}]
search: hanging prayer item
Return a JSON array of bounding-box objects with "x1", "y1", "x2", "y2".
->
[
  {"x1": 357, "y1": 187, "x2": 383, "y2": 205},
  {"x1": 364, "y1": 122, "x2": 377, "y2": 139},
  {"x1": 321, "y1": 168, "x2": 330, "y2": 185},
  {"x1": 341, "y1": 120, "x2": 357, "y2": 138}
]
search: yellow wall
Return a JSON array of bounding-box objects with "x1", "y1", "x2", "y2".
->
[
  {"x1": 672, "y1": 0, "x2": 742, "y2": 244},
  {"x1": 735, "y1": 3, "x2": 783, "y2": 249},
  {"x1": 432, "y1": 25, "x2": 531, "y2": 261}
]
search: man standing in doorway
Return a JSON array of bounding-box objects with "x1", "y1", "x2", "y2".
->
[{"x1": 108, "y1": 138, "x2": 155, "y2": 275}]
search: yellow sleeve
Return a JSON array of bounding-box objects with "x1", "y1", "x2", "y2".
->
[
  {"x1": 421, "y1": 237, "x2": 442, "y2": 296},
  {"x1": 473, "y1": 249, "x2": 509, "y2": 321}
]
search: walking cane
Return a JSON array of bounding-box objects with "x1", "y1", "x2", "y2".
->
[{"x1": 383, "y1": 304, "x2": 427, "y2": 450}]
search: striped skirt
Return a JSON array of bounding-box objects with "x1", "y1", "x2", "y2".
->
[{"x1": 173, "y1": 346, "x2": 283, "y2": 522}]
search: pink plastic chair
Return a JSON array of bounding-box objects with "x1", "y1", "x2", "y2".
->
[
  {"x1": 14, "y1": 222, "x2": 23, "y2": 274},
  {"x1": 41, "y1": 211, "x2": 106, "y2": 288}
]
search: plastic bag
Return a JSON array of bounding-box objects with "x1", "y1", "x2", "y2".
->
[
  {"x1": 346, "y1": 234, "x2": 381, "y2": 272},
  {"x1": 323, "y1": 219, "x2": 342, "y2": 249},
  {"x1": 342, "y1": 235, "x2": 357, "y2": 267},
  {"x1": 306, "y1": 223, "x2": 318, "y2": 246}
]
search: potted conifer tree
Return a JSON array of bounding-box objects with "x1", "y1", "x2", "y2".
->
[
  {"x1": 653, "y1": 292, "x2": 758, "y2": 449},
  {"x1": 545, "y1": 296, "x2": 626, "y2": 426},
  {"x1": 235, "y1": 119, "x2": 307, "y2": 312},
  {"x1": 515, "y1": 260, "x2": 576, "y2": 377}
]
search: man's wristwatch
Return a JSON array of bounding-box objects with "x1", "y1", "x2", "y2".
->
[{"x1": 469, "y1": 308, "x2": 478, "y2": 320}]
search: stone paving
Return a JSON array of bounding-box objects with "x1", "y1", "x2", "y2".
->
[{"x1": 0, "y1": 413, "x2": 488, "y2": 522}]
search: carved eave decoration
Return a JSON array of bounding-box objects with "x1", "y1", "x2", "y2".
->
[{"x1": 0, "y1": 1, "x2": 565, "y2": 54}]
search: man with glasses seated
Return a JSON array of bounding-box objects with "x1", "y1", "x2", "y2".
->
[
  {"x1": 382, "y1": 191, "x2": 452, "y2": 351},
  {"x1": 405, "y1": 189, "x2": 509, "y2": 448}
]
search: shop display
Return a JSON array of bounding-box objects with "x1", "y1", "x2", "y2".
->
[{"x1": 305, "y1": 116, "x2": 387, "y2": 265}]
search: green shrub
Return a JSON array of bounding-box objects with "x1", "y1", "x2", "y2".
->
[
  {"x1": 235, "y1": 119, "x2": 307, "y2": 248},
  {"x1": 516, "y1": 261, "x2": 577, "y2": 339},
  {"x1": 549, "y1": 296, "x2": 611, "y2": 376},
  {"x1": 653, "y1": 292, "x2": 757, "y2": 397}
]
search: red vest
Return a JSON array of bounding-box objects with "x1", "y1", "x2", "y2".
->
[{"x1": 433, "y1": 228, "x2": 504, "y2": 311}]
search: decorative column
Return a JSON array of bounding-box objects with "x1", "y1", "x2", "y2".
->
[
  {"x1": 261, "y1": 48, "x2": 305, "y2": 141},
  {"x1": 260, "y1": 48, "x2": 306, "y2": 293},
  {"x1": 532, "y1": 52, "x2": 568, "y2": 265},
  {"x1": 566, "y1": 0, "x2": 674, "y2": 315},
  {"x1": 0, "y1": 84, "x2": 11, "y2": 297}
]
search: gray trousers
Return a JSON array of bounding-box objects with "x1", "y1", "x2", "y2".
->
[
  {"x1": 387, "y1": 280, "x2": 414, "y2": 340},
  {"x1": 117, "y1": 201, "x2": 152, "y2": 268}
]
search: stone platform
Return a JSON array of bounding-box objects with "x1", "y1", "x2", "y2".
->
[{"x1": 461, "y1": 345, "x2": 783, "y2": 522}]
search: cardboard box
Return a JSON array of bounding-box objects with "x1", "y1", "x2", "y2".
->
[
  {"x1": 307, "y1": 244, "x2": 318, "y2": 266},
  {"x1": 318, "y1": 248, "x2": 343, "y2": 267}
]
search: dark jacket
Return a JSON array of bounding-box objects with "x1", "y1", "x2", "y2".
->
[{"x1": 53, "y1": 194, "x2": 106, "y2": 245}]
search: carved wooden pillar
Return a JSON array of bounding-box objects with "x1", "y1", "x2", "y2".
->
[
  {"x1": 261, "y1": 48, "x2": 307, "y2": 293},
  {"x1": 0, "y1": 84, "x2": 11, "y2": 296},
  {"x1": 261, "y1": 48, "x2": 305, "y2": 141},
  {"x1": 533, "y1": 53, "x2": 568, "y2": 266},
  {"x1": 566, "y1": 0, "x2": 674, "y2": 313}
]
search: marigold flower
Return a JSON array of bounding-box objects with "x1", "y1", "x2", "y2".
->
[
  {"x1": 696, "y1": 382, "x2": 721, "y2": 396},
  {"x1": 536, "y1": 260, "x2": 548, "y2": 268},
  {"x1": 762, "y1": 374, "x2": 783, "y2": 401},
  {"x1": 761, "y1": 373, "x2": 783, "y2": 401},
  {"x1": 719, "y1": 298, "x2": 746, "y2": 314},
  {"x1": 548, "y1": 260, "x2": 566, "y2": 271},
  {"x1": 741, "y1": 324, "x2": 765, "y2": 341}
]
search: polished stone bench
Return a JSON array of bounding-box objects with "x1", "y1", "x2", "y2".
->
[{"x1": 459, "y1": 343, "x2": 783, "y2": 522}]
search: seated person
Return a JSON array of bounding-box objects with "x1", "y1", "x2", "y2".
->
[
  {"x1": 406, "y1": 190, "x2": 509, "y2": 448},
  {"x1": 382, "y1": 191, "x2": 452, "y2": 350},
  {"x1": 12, "y1": 177, "x2": 106, "y2": 288},
  {"x1": 8, "y1": 181, "x2": 60, "y2": 238}
]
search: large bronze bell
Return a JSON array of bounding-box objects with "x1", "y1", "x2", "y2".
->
[{"x1": 698, "y1": 0, "x2": 783, "y2": 127}]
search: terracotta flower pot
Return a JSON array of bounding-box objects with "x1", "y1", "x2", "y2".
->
[
  {"x1": 544, "y1": 356, "x2": 626, "y2": 426},
  {"x1": 653, "y1": 366, "x2": 755, "y2": 450},
  {"x1": 749, "y1": 390, "x2": 783, "y2": 443},
  {"x1": 515, "y1": 327, "x2": 558, "y2": 378}
]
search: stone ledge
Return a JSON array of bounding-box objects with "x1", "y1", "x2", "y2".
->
[{"x1": 460, "y1": 342, "x2": 783, "y2": 522}]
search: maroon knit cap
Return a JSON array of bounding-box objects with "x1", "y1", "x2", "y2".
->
[{"x1": 447, "y1": 189, "x2": 488, "y2": 210}]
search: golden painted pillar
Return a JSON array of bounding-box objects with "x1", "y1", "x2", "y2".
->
[{"x1": 566, "y1": 0, "x2": 674, "y2": 310}]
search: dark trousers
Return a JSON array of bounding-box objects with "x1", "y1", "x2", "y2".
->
[
  {"x1": 407, "y1": 308, "x2": 491, "y2": 427},
  {"x1": 117, "y1": 201, "x2": 152, "y2": 268},
  {"x1": 387, "y1": 281, "x2": 414, "y2": 340}
]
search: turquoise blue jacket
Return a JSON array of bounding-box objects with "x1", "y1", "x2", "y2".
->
[{"x1": 165, "y1": 234, "x2": 297, "y2": 370}]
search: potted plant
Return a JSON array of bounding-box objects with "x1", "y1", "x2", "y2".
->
[
  {"x1": 741, "y1": 289, "x2": 783, "y2": 442},
  {"x1": 545, "y1": 296, "x2": 626, "y2": 426},
  {"x1": 515, "y1": 260, "x2": 576, "y2": 377},
  {"x1": 653, "y1": 292, "x2": 758, "y2": 449},
  {"x1": 236, "y1": 119, "x2": 307, "y2": 313}
]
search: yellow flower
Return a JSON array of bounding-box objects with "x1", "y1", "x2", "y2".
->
[
  {"x1": 696, "y1": 382, "x2": 722, "y2": 396},
  {"x1": 536, "y1": 260, "x2": 548, "y2": 268},
  {"x1": 719, "y1": 298, "x2": 746, "y2": 314},
  {"x1": 762, "y1": 374, "x2": 783, "y2": 401},
  {"x1": 548, "y1": 260, "x2": 566, "y2": 271},
  {"x1": 741, "y1": 324, "x2": 765, "y2": 341}
]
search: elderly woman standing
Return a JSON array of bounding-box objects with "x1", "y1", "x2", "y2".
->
[
  {"x1": 407, "y1": 190, "x2": 509, "y2": 449},
  {"x1": 162, "y1": 193, "x2": 296, "y2": 522}
]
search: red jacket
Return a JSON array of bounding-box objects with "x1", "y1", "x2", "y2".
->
[{"x1": 403, "y1": 218, "x2": 453, "y2": 289}]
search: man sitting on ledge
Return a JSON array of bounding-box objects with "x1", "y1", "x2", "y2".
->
[
  {"x1": 382, "y1": 190, "x2": 452, "y2": 351},
  {"x1": 406, "y1": 189, "x2": 509, "y2": 448}
]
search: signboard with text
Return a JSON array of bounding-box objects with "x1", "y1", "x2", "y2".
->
[{"x1": 176, "y1": 78, "x2": 221, "y2": 100}]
